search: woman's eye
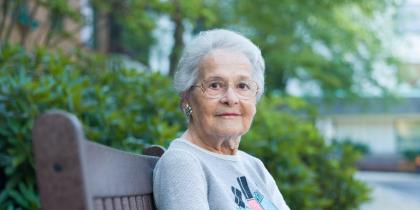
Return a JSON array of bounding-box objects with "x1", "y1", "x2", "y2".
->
[
  {"x1": 237, "y1": 82, "x2": 250, "y2": 90},
  {"x1": 208, "y1": 82, "x2": 223, "y2": 89}
]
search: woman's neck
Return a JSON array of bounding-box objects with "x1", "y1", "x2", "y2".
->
[{"x1": 182, "y1": 127, "x2": 240, "y2": 155}]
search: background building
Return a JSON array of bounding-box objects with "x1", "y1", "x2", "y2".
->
[{"x1": 312, "y1": 0, "x2": 420, "y2": 171}]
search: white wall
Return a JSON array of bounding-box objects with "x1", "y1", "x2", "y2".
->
[
  {"x1": 318, "y1": 113, "x2": 420, "y2": 155},
  {"x1": 318, "y1": 115, "x2": 397, "y2": 154}
]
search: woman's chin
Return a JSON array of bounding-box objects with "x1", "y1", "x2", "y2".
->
[{"x1": 212, "y1": 127, "x2": 246, "y2": 138}]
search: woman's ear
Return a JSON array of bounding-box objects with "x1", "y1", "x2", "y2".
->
[
  {"x1": 180, "y1": 91, "x2": 190, "y2": 106},
  {"x1": 180, "y1": 91, "x2": 193, "y2": 119}
]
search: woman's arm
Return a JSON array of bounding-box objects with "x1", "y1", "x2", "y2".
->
[
  {"x1": 263, "y1": 166, "x2": 290, "y2": 210},
  {"x1": 153, "y1": 149, "x2": 210, "y2": 210}
]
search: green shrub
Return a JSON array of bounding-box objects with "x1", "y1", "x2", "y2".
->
[
  {"x1": 242, "y1": 95, "x2": 370, "y2": 210},
  {"x1": 331, "y1": 138, "x2": 370, "y2": 155},
  {"x1": 402, "y1": 149, "x2": 420, "y2": 162},
  {"x1": 0, "y1": 44, "x2": 185, "y2": 209}
]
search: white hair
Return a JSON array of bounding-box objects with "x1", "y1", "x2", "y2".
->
[{"x1": 173, "y1": 29, "x2": 265, "y2": 100}]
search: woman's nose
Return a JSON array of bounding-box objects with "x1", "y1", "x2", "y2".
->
[{"x1": 220, "y1": 87, "x2": 240, "y2": 105}]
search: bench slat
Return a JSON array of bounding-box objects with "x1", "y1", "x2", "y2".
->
[
  {"x1": 94, "y1": 198, "x2": 105, "y2": 210},
  {"x1": 135, "y1": 196, "x2": 144, "y2": 210},
  {"x1": 122, "y1": 197, "x2": 130, "y2": 210},
  {"x1": 114, "y1": 197, "x2": 122, "y2": 210},
  {"x1": 129, "y1": 196, "x2": 137, "y2": 210},
  {"x1": 104, "y1": 198, "x2": 113, "y2": 210}
]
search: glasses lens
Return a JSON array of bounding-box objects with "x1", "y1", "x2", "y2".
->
[
  {"x1": 200, "y1": 79, "x2": 258, "y2": 99},
  {"x1": 203, "y1": 79, "x2": 226, "y2": 98},
  {"x1": 235, "y1": 80, "x2": 258, "y2": 98}
]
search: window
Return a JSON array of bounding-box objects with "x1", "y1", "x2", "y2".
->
[{"x1": 395, "y1": 119, "x2": 420, "y2": 152}]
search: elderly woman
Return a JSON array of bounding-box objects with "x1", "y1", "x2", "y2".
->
[{"x1": 153, "y1": 29, "x2": 290, "y2": 210}]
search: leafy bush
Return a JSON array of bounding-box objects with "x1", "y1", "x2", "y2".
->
[
  {"x1": 0, "y1": 44, "x2": 185, "y2": 209},
  {"x1": 0, "y1": 44, "x2": 369, "y2": 210},
  {"x1": 331, "y1": 139, "x2": 371, "y2": 155},
  {"x1": 242, "y1": 95, "x2": 370, "y2": 210},
  {"x1": 402, "y1": 149, "x2": 420, "y2": 162}
]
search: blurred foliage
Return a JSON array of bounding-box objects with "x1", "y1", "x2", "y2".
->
[
  {"x1": 242, "y1": 95, "x2": 370, "y2": 210},
  {"x1": 331, "y1": 138, "x2": 371, "y2": 155},
  {"x1": 89, "y1": 0, "x2": 218, "y2": 71},
  {"x1": 1, "y1": 0, "x2": 401, "y2": 98},
  {"x1": 88, "y1": 0, "x2": 401, "y2": 97},
  {"x1": 402, "y1": 149, "x2": 420, "y2": 161},
  {"x1": 0, "y1": 43, "x2": 185, "y2": 209},
  {"x1": 89, "y1": 0, "x2": 158, "y2": 63},
  {"x1": 213, "y1": 0, "x2": 401, "y2": 97},
  {"x1": 0, "y1": 0, "x2": 83, "y2": 47}
]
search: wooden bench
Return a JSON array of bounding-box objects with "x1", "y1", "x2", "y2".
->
[{"x1": 32, "y1": 110, "x2": 165, "y2": 210}]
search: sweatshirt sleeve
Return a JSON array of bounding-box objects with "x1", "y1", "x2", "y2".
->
[
  {"x1": 256, "y1": 159, "x2": 291, "y2": 210},
  {"x1": 153, "y1": 149, "x2": 210, "y2": 210},
  {"x1": 264, "y1": 167, "x2": 290, "y2": 210},
  {"x1": 266, "y1": 172, "x2": 290, "y2": 210}
]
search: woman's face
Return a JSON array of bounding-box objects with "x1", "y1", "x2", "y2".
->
[{"x1": 188, "y1": 49, "x2": 257, "y2": 139}]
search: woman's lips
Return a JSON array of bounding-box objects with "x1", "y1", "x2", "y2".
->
[{"x1": 216, "y1": 112, "x2": 241, "y2": 117}]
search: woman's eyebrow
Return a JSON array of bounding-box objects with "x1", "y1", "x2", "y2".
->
[
  {"x1": 204, "y1": 76, "x2": 224, "y2": 80},
  {"x1": 237, "y1": 75, "x2": 251, "y2": 80},
  {"x1": 204, "y1": 75, "x2": 251, "y2": 81}
]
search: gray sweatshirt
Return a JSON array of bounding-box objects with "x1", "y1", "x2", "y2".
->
[{"x1": 153, "y1": 138, "x2": 290, "y2": 210}]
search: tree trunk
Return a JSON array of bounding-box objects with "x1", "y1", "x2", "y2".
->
[
  {"x1": 0, "y1": 0, "x2": 11, "y2": 41},
  {"x1": 168, "y1": 0, "x2": 184, "y2": 76},
  {"x1": 20, "y1": 0, "x2": 40, "y2": 47},
  {"x1": 3, "y1": 1, "x2": 20, "y2": 43}
]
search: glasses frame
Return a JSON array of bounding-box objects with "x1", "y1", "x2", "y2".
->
[{"x1": 191, "y1": 79, "x2": 259, "y2": 100}]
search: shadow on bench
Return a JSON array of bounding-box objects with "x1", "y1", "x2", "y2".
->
[{"x1": 32, "y1": 110, "x2": 165, "y2": 210}]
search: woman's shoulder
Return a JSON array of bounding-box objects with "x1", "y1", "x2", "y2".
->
[
  {"x1": 237, "y1": 150, "x2": 265, "y2": 167},
  {"x1": 153, "y1": 141, "x2": 209, "y2": 209},
  {"x1": 157, "y1": 147, "x2": 200, "y2": 167},
  {"x1": 154, "y1": 146, "x2": 207, "y2": 184},
  {"x1": 155, "y1": 139, "x2": 204, "y2": 172}
]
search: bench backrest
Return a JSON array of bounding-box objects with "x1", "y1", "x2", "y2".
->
[{"x1": 32, "y1": 110, "x2": 164, "y2": 210}]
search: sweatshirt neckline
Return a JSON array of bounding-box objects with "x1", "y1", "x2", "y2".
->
[{"x1": 173, "y1": 138, "x2": 240, "y2": 161}]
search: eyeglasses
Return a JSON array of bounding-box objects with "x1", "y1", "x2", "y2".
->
[{"x1": 191, "y1": 78, "x2": 259, "y2": 99}]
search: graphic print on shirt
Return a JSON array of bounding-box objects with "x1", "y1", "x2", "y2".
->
[{"x1": 231, "y1": 176, "x2": 279, "y2": 210}]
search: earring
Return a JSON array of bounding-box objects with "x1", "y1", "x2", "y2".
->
[{"x1": 183, "y1": 104, "x2": 193, "y2": 118}]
